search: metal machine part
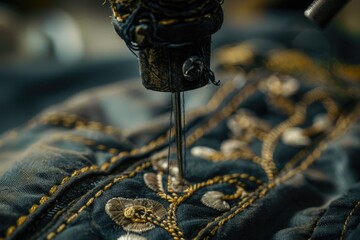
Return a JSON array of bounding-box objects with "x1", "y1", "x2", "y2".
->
[
  {"x1": 139, "y1": 37, "x2": 211, "y2": 92},
  {"x1": 305, "y1": 0, "x2": 351, "y2": 28},
  {"x1": 111, "y1": 0, "x2": 224, "y2": 184},
  {"x1": 111, "y1": 0, "x2": 223, "y2": 92},
  {"x1": 172, "y1": 92, "x2": 185, "y2": 182}
]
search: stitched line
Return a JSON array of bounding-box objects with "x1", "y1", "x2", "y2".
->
[
  {"x1": 55, "y1": 135, "x2": 122, "y2": 155},
  {"x1": 0, "y1": 113, "x2": 125, "y2": 151},
  {"x1": 160, "y1": 174, "x2": 261, "y2": 238},
  {"x1": 307, "y1": 209, "x2": 326, "y2": 240},
  {"x1": 0, "y1": 78, "x2": 233, "y2": 151},
  {"x1": 3, "y1": 165, "x2": 99, "y2": 238},
  {"x1": 44, "y1": 81, "x2": 259, "y2": 240},
  {"x1": 49, "y1": 167, "x2": 263, "y2": 239},
  {"x1": 205, "y1": 150, "x2": 264, "y2": 165},
  {"x1": 39, "y1": 113, "x2": 126, "y2": 135},
  {"x1": 186, "y1": 84, "x2": 257, "y2": 147},
  {"x1": 45, "y1": 160, "x2": 152, "y2": 240},
  {"x1": 261, "y1": 88, "x2": 335, "y2": 181},
  {"x1": 340, "y1": 200, "x2": 360, "y2": 240},
  {"x1": 2, "y1": 134, "x2": 164, "y2": 238},
  {"x1": 200, "y1": 150, "x2": 267, "y2": 177},
  {"x1": 2, "y1": 79, "x2": 238, "y2": 239},
  {"x1": 206, "y1": 106, "x2": 360, "y2": 239},
  {"x1": 279, "y1": 98, "x2": 340, "y2": 174},
  {"x1": 195, "y1": 105, "x2": 359, "y2": 239},
  {"x1": 266, "y1": 95, "x2": 295, "y2": 115},
  {"x1": 193, "y1": 185, "x2": 267, "y2": 240},
  {"x1": 3, "y1": 135, "x2": 124, "y2": 239},
  {"x1": 265, "y1": 50, "x2": 330, "y2": 85}
]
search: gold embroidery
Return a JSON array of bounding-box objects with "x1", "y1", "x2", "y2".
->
[
  {"x1": 340, "y1": 200, "x2": 360, "y2": 240},
  {"x1": 266, "y1": 95, "x2": 296, "y2": 115},
  {"x1": 201, "y1": 191, "x2": 231, "y2": 211},
  {"x1": 105, "y1": 198, "x2": 167, "y2": 233},
  {"x1": 332, "y1": 62, "x2": 360, "y2": 83},
  {"x1": 261, "y1": 88, "x2": 339, "y2": 181},
  {"x1": 40, "y1": 113, "x2": 126, "y2": 136},
  {"x1": 266, "y1": 50, "x2": 330, "y2": 84},
  {"x1": 4, "y1": 79, "x2": 240, "y2": 239},
  {"x1": 282, "y1": 127, "x2": 311, "y2": 146},
  {"x1": 227, "y1": 109, "x2": 271, "y2": 142},
  {"x1": 191, "y1": 146, "x2": 263, "y2": 167},
  {"x1": 144, "y1": 172, "x2": 165, "y2": 193},
  {"x1": 215, "y1": 44, "x2": 255, "y2": 70},
  {"x1": 15, "y1": 62, "x2": 354, "y2": 240},
  {"x1": 43, "y1": 79, "x2": 257, "y2": 240},
  {"x1": 196, "y1": 105, "x2": 360, "y2": 240}
]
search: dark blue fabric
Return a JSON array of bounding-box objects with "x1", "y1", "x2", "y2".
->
[{"x1": 0, "y1": 51, "x2": 359, "y2": 239}]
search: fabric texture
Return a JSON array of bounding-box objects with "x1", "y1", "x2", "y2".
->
[{"x1": 0, "y1": 43, "x2": 360, "y2": 240}]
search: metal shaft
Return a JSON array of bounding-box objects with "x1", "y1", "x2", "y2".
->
[
  {"x1": 305, "y1": 0, "x2": 350, "y2": 28},
  {"x1": 172, "y1": 92, "x2": 184, "y2": 182}
]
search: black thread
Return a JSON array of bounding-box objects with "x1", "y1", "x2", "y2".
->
[{"x1": 112, "y1": 0, "x2": 224, "y2": 51}]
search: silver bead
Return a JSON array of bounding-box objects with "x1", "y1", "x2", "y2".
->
[
  {"x1": 191, "y1": 146, "x2": 218, "y2": 159},
  {"x1": 313, "y1": 114, "x2": 332, "y2": 131},
  {"x1": 282, "y1": 127, "x2": 311, "y2": 146},
  {"x1": 220, "y1": 139, "x2": 249, "y2": 154}
]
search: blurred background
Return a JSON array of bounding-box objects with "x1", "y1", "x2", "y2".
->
[{"x1": 0, "y1": 0, "x2": 359, "y2": 133}]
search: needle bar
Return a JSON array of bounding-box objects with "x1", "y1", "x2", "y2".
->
[{"x1": 172, "y1": 92, "x2": 185, "y2": 182}]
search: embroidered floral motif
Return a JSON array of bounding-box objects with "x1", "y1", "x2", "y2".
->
[
  {"x1": 105, "y1": 198, "x2": 166, "y2": 233},
  {"x1": 201, "y1": 191, "x2": 230, "y2": 212},
  {"x1": 144, "y1": 173, "x2": 165, "y2": 193},
  {"x1": 144, "y1": 170, "x2": 188, "y2": 193}
]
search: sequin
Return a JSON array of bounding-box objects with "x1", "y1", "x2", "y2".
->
[
  {"x1": 169, "y1": 176, "x2": 189, "y2": 192},
  {"x1": 144, "y1": 173, "x2": 164, "y2": 192},
  {"x1": 313, "y1": 114, "x2": 332, "y2": 131},
  {"x1": 105, "y1": 198, "x2": 166, "y2": 233},
  {"x1": 151, "y1": 158, "x2": 179, "y2": 177},
  {"x1": 191, "y1": 146, "x2": 218, "y2": 159},
  {"x1": 201, "y1": 191, "x2": 230, "y2": 212},
  {"x1": 220, "y1": 139, "x2": 249, "y2": 154}
]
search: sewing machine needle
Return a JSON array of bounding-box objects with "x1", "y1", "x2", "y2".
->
[{"x1": 172, "y1": 92, "x2": 185, "y2": 183}]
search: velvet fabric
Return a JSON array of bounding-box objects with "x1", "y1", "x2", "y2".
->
[{"x1": 0, "y1": 45, "x2": 359, "y2": 239}]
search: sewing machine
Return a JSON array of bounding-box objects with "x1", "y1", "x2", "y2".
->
[{"x1": 110, "y1": 0, "x2": 350, "y2": 185}]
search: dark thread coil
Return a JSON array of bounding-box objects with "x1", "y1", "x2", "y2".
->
[
  {"x1": 110, "y1": 0, "x2": 224, "y2": 92},
  {"x1": 111, "y1": 0, "x2": 224, "y2": 50}
]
